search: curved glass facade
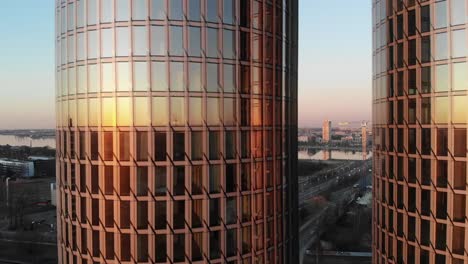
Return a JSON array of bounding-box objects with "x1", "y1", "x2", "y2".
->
[
  {"x1": 373, "y1": 0, "x2": 468, "y2": 263},
  {"x1": 55, "y1": 0, "x2": 298, "y2": 263}
]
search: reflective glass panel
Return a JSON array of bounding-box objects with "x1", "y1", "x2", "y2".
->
[
  {"x1": 77, "y1": 65, "x2": 86, "y2": 94},
  {"x1": 88, "y1": 30, "x2": 98, "y2": 59},
  {"x1": 435, "y1": 64, "x2": 449, "y2": 92},
  {"x1": 223, "y1": 30, "x2": 235, "y2": 59},
  {"x1": 207, "y1": 98, "x2": 219, "y2": 125},
  {"x1": 88, "y1": 64, "x2": 99, "y2": 93},
  {"x1": 117, "y1": 62, "x2": 131, "y2": 91},
  {"x1": 170, "y1": 0, "x2": 183, "y2": 20},
  {"x1": 151, "y1": 0, "x2": 166, "y2": 20},
  {"x1": 151, "y1": 62, "x2": 168, "y2": 91},
  {"x1": 435, "y1": 32, "x2": 448, "y2": 60},
  {"x1": 223, "y1": 0, "x2": 235, "y2": 24},
  {"x1": 452, "y1": 30, "x2": 467, "y2": 58},
  {"x1": 89, "y1": 98, "x2": 99, "y2": 126},
  {"x1": 102, "y1": 97, "x2": 116, "y2": 126},
  {"x1": 152, "y1": 97, "x2": 168, "y2": 125},
  {"x1": 102, "y1": 28, "x2": 113, "y2": 58},
  {"x1": 87, "y1": 0, "x2": 97, "y2": 25},
  {"x1": 189, "y1": 27, "x2": 201, "y2": 56},
  {"x1": 207, "y1": 63, "x2": 219, "y2": 92},
  {"x1": 170, "y1": 97, "x2": 185, "y2": 126},
  {"x1": 134, "y1": 97, "x2": 150, "y2": 126},
  {"x1": 77, "y1": 99, "x2": 87, "y2": 126},
  {"x1": 77, "y1": 33, "x2": 85, "y2": 60},
  {"x1": 224, "y1": 98, "x2": 235, "y2": 126},
  {"x1": 224, "y1": 64, "x2": 235, "y2": 93},
  {"x1": 133, "y1": 26, "x2": 148, "y2": 56},
  {"x1": 451, "y1": 0, "x2": 466, "y2": 25},
  {"x1": 207, "y1": 28, "x2": 218, "y2": 58},
  {"x1": 435, "y1": 1, "x2": 447, "y2": 29},
  {"x1": 117, "y1": 27, "x2": 130, "y2": 57},
  {"x1": 188, "y1": 0, "x2": 201, "y2": 21},
  {"x1": 189, "y1": 63, "x2": 202, "y2": 92},
  {"x1": 453, "y1": 96, "x2": 468, "y2": 123},
  {"x1": 102, "y1": 63, "x2": 115, "y2": 92},
  {"x1": 189, "y1": 98, "x2": 203, "y2": 126},
  {"x1": 151, "y1": 26, "x2": 166, "y2": 56},
  {"x1": 133, "y1": 0, "x2": 147, "y2": 20},
  {"x1": 435, "y1": 97, "x2": 449, "y2": 123},
  {"x1": 170, "y1": 62, "x2": 184, "y2": 91},
  {"x1": 170, "y1": 26, "x2": 184, "y2": 56},
  {"x1": 134, "y1": 62, "x2": 149, "y2": 91},
  {"x1": 116, "y1": 0, "x2": 130, "y2": 21},
  {"x1": 117, "y1": 97, "x2": 132, "y2": 126},
  {"x1": 101, "y1": 0, "x2": 114, "y2": 23},
  {"x1": 453, "y1": 62, "x2": 468, "y2": 91},
  {"x1": 206, "y1": 0, "x2": 218, "y2": 22}
]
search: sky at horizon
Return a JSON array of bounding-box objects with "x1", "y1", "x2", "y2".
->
[{"x1": 0, "y1": 1, "x2": 371, "y2": 129}]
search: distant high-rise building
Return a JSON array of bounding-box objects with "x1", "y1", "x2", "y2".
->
[
  {"x1": 322, "y1": 120, "x2": 331, "y2": 143},
  {"x1": 372, "y1": 1, "x2": 468, "y2": 263},
  {"x1": 361, "y1": 122, "x2": 367, "y2": 160},
  {"x1": 55, "y1": 0, "x2": 299, "y2": 263}
]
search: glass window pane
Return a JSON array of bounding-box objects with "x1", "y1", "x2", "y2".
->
[
  {"x1": 102, "y1": 63, "x2": 115, "y2": 92},
  {"x1": 435, "y1": 1, "x2": 447, "y2": 29},
  {"x1": 191, "y1": 132, "x2": 203, "y2": 160},
  {"x1": 117, "y1": 62, "x2": 131, "y2": 91},
  {"x1": 451, "y1": 0, "x2": 466, "y2": 25},
  {"x1": 134, "y1": 62, "x2": 149, "y2": 91},
  {"x1": 116, "y1": 27, "x2": 130, "y2": 57},
  {"x1": 89, "y1": 98, "x2": 99, "y2": 126},
  {"x1": 102, "y1": 97, "x2": 116, "y2": 126},
  {"x1": 151, "y1": 0, "x2": 166, "y2": 20},
  {"x1": 89, "y1": 64, "x2": 99, "y2": 93},
  {"x1": 69, "y1": 68, "x2": 76, "y2": 95},
  {"x1": 116, "y1": 0, "x2": 130, "y2": 21},
  {"x1": 77, "y1": 99, "x2": 87, "y2": 126},
  {"x1": 133, "y1": 0, "x2": 147, "y2": 20},
  {"x1": 207, "y1": 28, "x2": 218, "y2": 58},
  {"x1": 189, "y1": 97, "x2": 203, "y2": 126},
  {"x1": 452, "y1": 30, "x2": 467, "y2": 58},
  {"x1": 152, "y1": 97, "x2": 168, "y2": 126},
  {"x1": 223, "y1": 29, "x2": 235, "y2": 59},
  {"x1": 189, "y1": 63, "x2": 202, "y2": 92},
  {"x1": 88, "y1": 30, "x2": 98, "y2": 59},
  {"x1": 453, "y1": 62, "x2": 468, "y2": 91},
  {"x1": 435, "y1": 97, "x2": 449, "y2": 124},
  {"x1": 453, "y1": 96, "x2": 468, "y2": 123},
  {"x1": 188, "y1": 0, "x2": 201, "y2": 21},
  {"x1": 207, "y1": 63, "x2": 219, "y2": 92},
  {"x1": 170, "y1": 62, "x2": 184, "y2": 91},
  {"x1": 435, "y1": 32, "x2": 448, "y2": 60},
  {"x1": 435, "y1": 64, "x2": 449, "y2": 92},
  {"x1": 170, "y1": 0, "x2": 183, "y2": 20},
  {"x1": 224, "y1": 64, "x2": 235, "y2": 93},
  {"x1": 170, "y1": 26, "x2": 184, "y2": 56},
  {"x1": 151, "y1": 26, "x2": 166, "y2": 55},
  {"x1": 223, "y1": 0, "x2": 235, "y2": 24},
  {"x1": 101, "y1": 0, "x2": 114, "y2": 23},
  {"x1": 133, "y1": 26, "x2": 149, "y2": 56},
  {"x1": 134, "y1": 97, "x2": 150, "y2": 126},
  {"x1": 87, "y1": 0, "x2": 97, "y2": 25},
  {"x1": 171, "y1": 97, "x2": 185, "y2": 126},
  {"x1": 189, "y1": 27, "x2": 201, "y2": 57},
  {"x1": 224, "y1": 98, "x2": 235, "y2": 126},
  {"x1": 206, "y1": 0, "x2": 218, "y2": 22},
  {"x1": 77, "y1": 65, "x2": 86, "y2": 94},
  {"x1": 207, "y1": 98, "x2": 219, "y2": 125},
  {"x1": 77, "y1": 33, "x2": 85, "y2": 60},
  {"x1": 68, "y1": 35, "x2": 75, "y2": 63},
  {"x1": 67, "y1": 3, "x2": 75, "y2": 30},
  {"x1": 151, "y1": 62, "x2": 168, "y2": 91},
  {"x1": 117, "y1": 97, "x2": 132, "y2": 126},
  {"x1": 102, "y1": 28, "x2": 113, "y2": 58}
]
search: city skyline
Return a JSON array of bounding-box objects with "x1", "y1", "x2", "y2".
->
[{"x1": 0, "y1": 0, "x2": 371, "y2": 129}]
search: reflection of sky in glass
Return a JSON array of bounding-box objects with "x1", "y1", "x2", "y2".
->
[
  {"x1": 117, "y1": 62, "x2": 131, "y2": 91},
  {"x1": 435, "y1": 64, "x2": 449, "y2": 92},
  {"x1": 151, "y1": 62, "x2": 167, "y2": 91},
  {"x1": 151, "y1": 26, "x2": 166, "y2": 55},
  {"x1": 435, "y1": 32, "x2": 448, "y2": 60},
  {"x1": 435, "y1": 1, "x2": 447, "y2": 29},
  {"x1": 102, "y1": 63, "x2": 115, "y2": 92},
  {"x1": 451, "y1": 0, "x2": 466, "y2": 25},
  {"x1": 170, "y1": 62, "x2": 184, "y2": 91},
  {"x1": 189, "y1": 63, "x2": 202, "y2": 91},
  {"x1": 134, "y1": 97, "x2": 150, "y2": 126},
  {"x1": 134, "y1": 62, "x2": 149, "y2": 91},
  {"x1": 207, "y1": 98, "x2": 219, "y2": 125},
  {"x1": 453, "y1": 96, "x2": 467, "y2": 123},
  {"x1": 117, "y1": 97, "x2": 131, "y2": 126},
  {"x1": 452, "y1": 30, "x2": 466, "y2": 58},
  {"x1": 435, "y1": 97, "x2": 449, "y2": 123},
  {"x1": 152, "y1": 97, "x2": 168, "y2": 126},
  {"x1": 189, "y1": 97, "x2": 202, "y2": 125},
  {"x1": 170, "y1": 97, "x2": 185, "y2": 126},
  {"x1": 453, "y1": 62, "x2": 468, "y2": 91}
]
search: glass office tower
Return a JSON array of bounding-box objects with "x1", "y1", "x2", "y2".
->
[
  {"x1": 373, "y1": 0, "x2": 468, "y2": 263},
  {"x1": 55, "y1": 0, "x2": 298, "y2": 263}
]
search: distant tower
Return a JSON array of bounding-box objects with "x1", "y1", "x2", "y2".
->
[
  {"x1": 322, "y1": 120, "x2": 331, "y2": 143},
  {"x1": 361, "y1": 122, "x2": 367, "y2": 160}
]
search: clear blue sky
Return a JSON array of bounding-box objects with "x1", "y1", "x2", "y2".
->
[{"x1": 0, "y1": 0, "x2": 371, "y2": 129}]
